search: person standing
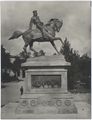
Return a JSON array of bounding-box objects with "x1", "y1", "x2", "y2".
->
[{"x1": 20, "y1": 86, "x2": 23, "y2": 95}]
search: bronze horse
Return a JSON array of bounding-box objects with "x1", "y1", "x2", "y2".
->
[{"x1": 9, "y1": 18, "x2": 64, "y2": 54}]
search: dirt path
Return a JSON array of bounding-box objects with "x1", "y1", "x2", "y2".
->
[{"x1": 1, "y1": 81, "x2": 25, "y2": 106}]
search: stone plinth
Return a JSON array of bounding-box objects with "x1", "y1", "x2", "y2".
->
[
  {"x1": 16, "y1": 55, "x2": 77, "y2": 114},
  {"x1": 22, "y1": 55, "x2": 70, "y2": 67},
  {"x1": 16, "y1": 93, "x2": 77, "y2": 114}
]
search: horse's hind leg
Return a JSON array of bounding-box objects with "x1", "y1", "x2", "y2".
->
[
  {"x1": 23, "y1": 43, "x2": 28, "y2": 53},
  {"x1": 50, "y1": 41, "x2": 60, "y2": 54},
  {"x1": 29, "y1": 42, "x2": 37, "y2": 53}
]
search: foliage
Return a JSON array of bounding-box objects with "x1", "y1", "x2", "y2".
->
[
  {"x1": 60, "y1": 38, "x2": 91, "y2": 92},
  {"x1": 1, "y1": 45, "x2": 25, "y2": 81},
  {"x1": 1, "y1": 45, "x2": 12, "y2": 82},
  {"x1": 1, "y1": 45, "x2": 11, "y2": 69},
  {"x1": 33, "y1": 52, "x2": 39, "y2": 57},
  {"x1": 12, "y1": 51, "x2": 31, "y2": 78},
  {"x1": 33, "y1": 50, "x2": 45, "y2": 57},
  {"x1": 19, "y1": 51, "x2": 30, "y2": 60},
  {"x1": 38, "y1": 50, "x2": 45, "y2": 56},
  {"x1": 12, "y1": 57, "x2": 21, "y2": 77}
]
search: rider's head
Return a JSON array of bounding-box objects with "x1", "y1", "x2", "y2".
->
[{"x1": 33, "y1": 10, "x2": 38, "y2": 16}]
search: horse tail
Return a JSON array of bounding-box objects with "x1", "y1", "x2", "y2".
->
[{"x1": 8, "y1": 31, "x2": 23, "y2": 40}]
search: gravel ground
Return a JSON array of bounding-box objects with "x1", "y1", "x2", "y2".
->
[
  {"x1": 1, "y1": 81, "x2": 91, "y2": 119},
  {"x1": 1, "y1": 101, "x2": 91, "y2": 119}
]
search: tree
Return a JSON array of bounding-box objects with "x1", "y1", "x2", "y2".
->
[
  {"x1": 1, "y1": 45, "x2": 12, "y2": 82},
  {"x1": 60, "y1": 38, "x2": 91, "y2": 91},
  {"x1": 12, "y1": 57, "x2": 21, "y2": 78},
  {"x1": 79, "y1": 54, "x2": 91, "y2": 89},
  {"x1": 60, "y1": 38, "x2": 80, "y2": 63}
]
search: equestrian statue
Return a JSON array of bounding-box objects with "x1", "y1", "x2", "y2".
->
[{"x1": 9, "y1": 10, "x2": 64, "y2": 54}]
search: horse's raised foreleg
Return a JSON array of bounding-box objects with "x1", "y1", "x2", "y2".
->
[
  {"x1": 53, "y1": 37, "x2": 64, "y2": 45},
  {"x1": 50, "y1": 41, "x2": 60, "y2": 54},
  {"x1": 58, "y1": 37, "x2": 64, "y2": 45}
]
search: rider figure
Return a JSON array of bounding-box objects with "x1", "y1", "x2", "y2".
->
[{"x1": 29, "y1": 10, "x2": 45, "y2": 38}]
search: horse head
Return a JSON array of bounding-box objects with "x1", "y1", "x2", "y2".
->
[
  {"x1": 47, "y1": 18, "x2": 63, "y2": 32},
  {"x1": 54, "y1": 19, "x2": 63, "y2": 32}
]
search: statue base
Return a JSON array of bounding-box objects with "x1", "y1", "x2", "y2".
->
[
  {"x1": 16, "y1": 55, "x2": 77, "y2": 115},
  {"x1": 15, "y1": 93, "x2": 77, "y2": 114}
]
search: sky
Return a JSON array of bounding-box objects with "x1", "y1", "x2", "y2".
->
[{"x1": 1, "y1": 1, "x2": 91, "y2": 56}]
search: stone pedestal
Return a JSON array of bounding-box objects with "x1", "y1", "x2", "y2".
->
[{"x1": 16, "y1": 55, "x2": 77, "y2": 115}]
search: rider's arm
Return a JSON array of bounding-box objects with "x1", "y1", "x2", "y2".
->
[
  {"x1": 37, "y1": 16, "x2": 43, "y2": 25},
  {"x1": 29, "y1": 18, "x2": 33, "y2": 29}
]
